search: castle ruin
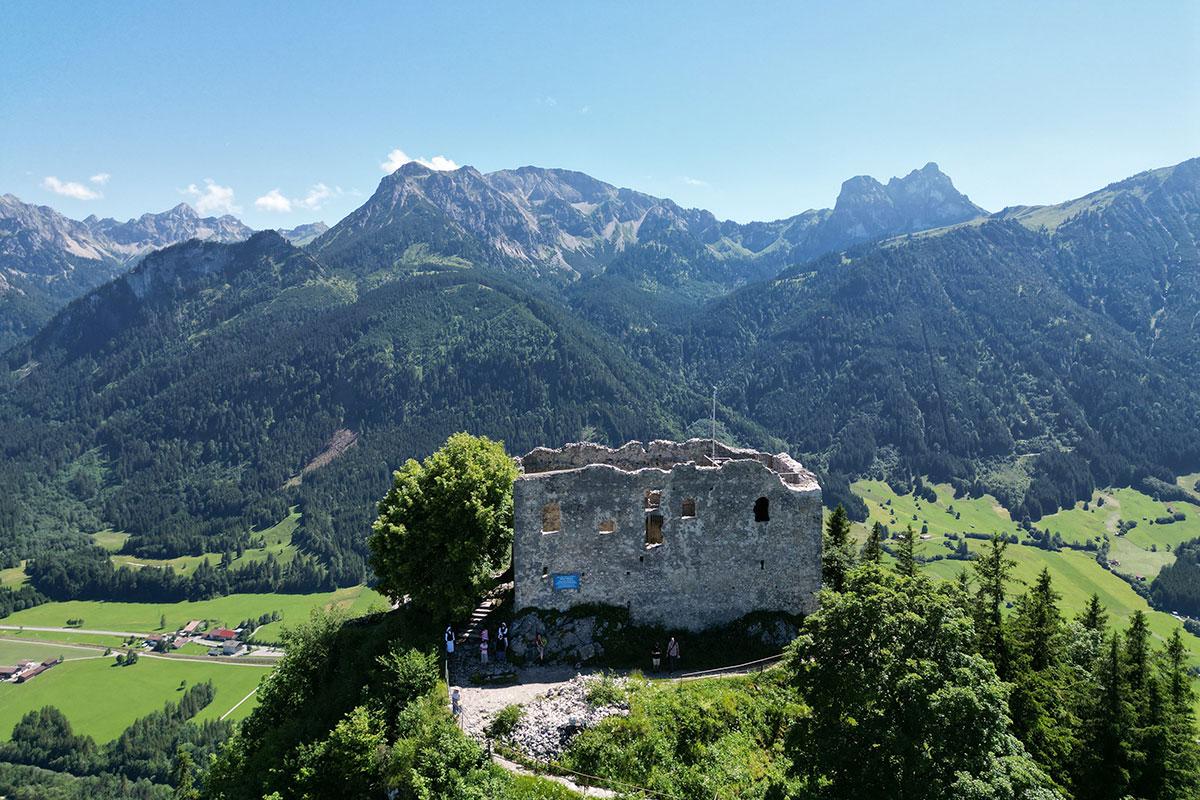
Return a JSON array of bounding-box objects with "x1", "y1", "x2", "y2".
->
[{"x1": 512, "y1": 439, "x2": 823, "y2": 631}]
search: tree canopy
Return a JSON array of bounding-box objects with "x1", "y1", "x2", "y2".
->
[{"x1": 368, "y1": 432, "x2": 517, "y2": 618}]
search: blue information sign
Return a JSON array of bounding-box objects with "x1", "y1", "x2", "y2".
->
[{"x1": 552, "y1": 573, "x2": 580, "y2": 590}]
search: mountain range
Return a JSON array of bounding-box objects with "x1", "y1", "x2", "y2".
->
[
  {"x1": 0, "y1": 196, "x2": 325, "y2": 349},
  {"x1": 2, "y1": 156, "x2": 1198, "y2": 590}
]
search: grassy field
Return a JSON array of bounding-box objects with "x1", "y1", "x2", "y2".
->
[
  {"x1": 0, "y1": 639, "x2": 107, "y2": 664},
  {"x1": 852, "y1": 480, "x2": 1200, "y2": 672},
  {"x1": 95, "y1": 509, "x2": 304, "y2": 578},
  {"x1": 2, "y1": 585, "x2": 387, "y2": 635},
  {"x1": 0, "y1": 562, "x2": 28, "y2": 588},
  {"x1": 1, "y1": 629, "x2": 128, "y2": 648},
  {"x1": 0, "y1": 653, "x2": 271, "y2": 742}
]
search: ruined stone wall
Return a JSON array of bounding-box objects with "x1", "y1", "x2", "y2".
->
[{"x1": 512, "y1": 441, "x2": 822, "y2": 632}]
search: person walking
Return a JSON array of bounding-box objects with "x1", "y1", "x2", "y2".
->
[
  {"x1": 445, "y1": 626, "x2": 455, "y2": 656},
  {"x1": 535, "y1": 632, "x2": 545, "y2": 663},
  {"x1": 667, "y1": 637, "x2": 679, "y2": 673},
  {"x1": 651, "y1": 642, "x2": 662, "y2": 673}
]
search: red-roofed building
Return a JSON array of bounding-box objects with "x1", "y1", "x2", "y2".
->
[
  {"x1": 181, "y1": 620, "x2": 201, "y2": 635},
  {"x1": 206, "y1": 628, "x2": 238, "y2": 641}
]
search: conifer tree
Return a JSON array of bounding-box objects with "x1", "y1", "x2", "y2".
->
[
  {"x1": 822, "y1": 504, "x2": 856, "y2": 592},
  {"x1": 1075, "y1": 633, "x2": 1134, "y2": 800},
  {"x1": 895, "y1": 524, "x2": 918, "y2": 579},
  {"x1": 862, "y1": 521, "x2": 883, "y2": 564},
  {"x1": 1079, "y1": 593, "x2": 1108, "y2": 631},
  {"x1": 972, "y1": 534, "x2": 1016, "y2": 678}
]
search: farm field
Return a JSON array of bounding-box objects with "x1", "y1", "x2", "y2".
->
[
  {"x1": 0, "y1": 639, "x2": 106, "y2": 664},
  {"x1": 852, "y1": 480, "x2": 1200, "y2": 670},
  {"x1": 1, "y1": 629, "x2": 128, "y2": 648},
  {"x1": 0, "y1": 652, "x2": 271, "y2": 742},
  {"x1": 1, "y1": 585, "x2": 387, "y2": 635}
]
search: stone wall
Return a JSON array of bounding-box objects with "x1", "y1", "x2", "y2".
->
[{"x1": 512, "y1": 440, "x2": 822, "y2": 631}]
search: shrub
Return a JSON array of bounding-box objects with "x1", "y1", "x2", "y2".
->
[
  {"x1": 487, "y1": 704, "x2": 524, "y2": 740},
  {"x1": 585, "y1": 673, "x2": 625, "y2": 708}
]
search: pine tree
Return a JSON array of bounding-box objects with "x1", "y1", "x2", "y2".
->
[
  {"x1": 972, "y1": 534, "x2": 1016, "y2": 678},
  {"x1": 1079, "y1": 593, "x2": 1108, "y2": 631},
  {"x1": 822, "y1": 504, "x2": 857, "y2": 592},
  {"x1": 1075, "y1": 633, "x2": 1134, "y2": 800},
  {"x1": 895, "y1": 524, "x2": 918, "y2": 579},
  {"x1": 171, "y1": 747, "x2": 199, "y2": 800},
  {"x1": 862, "y1": 521, "x2": 883, "y2": 564}
]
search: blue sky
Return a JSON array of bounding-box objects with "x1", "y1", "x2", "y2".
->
[{"x1": 2, "y1": 1, "x2": 1197, "y2": 229}]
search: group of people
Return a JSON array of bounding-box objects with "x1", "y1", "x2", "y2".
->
[
  {"x1": 446, "y1": 624, "x2": 679, "y2": 673},
  {"x1": 446, "y1": 622, "x2": 544, "y2": 665},
  {"x1": 650, "y1": 636, "x2": 680, "y2": 674}
]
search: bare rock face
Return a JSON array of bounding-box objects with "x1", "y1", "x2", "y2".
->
[{"x1": 512, "y1": 439, "x2": 822, "y2": 631}]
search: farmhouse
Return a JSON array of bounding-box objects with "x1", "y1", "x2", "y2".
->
[
  {"x1": 206, "y1": 628, "x2": 238, "y2": 641},
  {"x1": 512, "y1": 439, "x2": 823, "y2": 631}
]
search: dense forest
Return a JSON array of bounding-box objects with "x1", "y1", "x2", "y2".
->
[{"x1": 0, "y1": 159, "x2": 1198, "y2": 603}]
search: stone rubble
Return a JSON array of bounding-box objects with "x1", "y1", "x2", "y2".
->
[{"x1": 486, "y1": 674, "x2": 632, "y2": 761}]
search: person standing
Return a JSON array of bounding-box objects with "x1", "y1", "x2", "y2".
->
[
  {"x1": 451, "y1": 687, "x2": 461, "y2": 716},
  {"x1": 480, "y1": 638, "x2": 489, "y2": 665},
  {"x1": 536, "y1": 632, "x2": 545, "y2": 663},
  {"x1": 651, "y1": 642, "x2": 662, "y2": 673},
  {"x1": 445, "y1": 626, "x2": 455, "y2": 655},
  {"x1": 667, "y1": 637, "x2": 679, "y2": 673},
  {"x1": 497, "y1": 633, "x2": 507, "y2": 662}
]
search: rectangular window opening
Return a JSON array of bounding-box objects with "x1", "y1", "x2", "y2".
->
[
  {"x1": 681, "y1": 498, "x2": 696, "y2": 518},
  {"x1": 645, "y1": 514, "x2": 664, "y2": 547},
  {"x1": 598, "y1": 519, "x2": 616, "y2": 535}
]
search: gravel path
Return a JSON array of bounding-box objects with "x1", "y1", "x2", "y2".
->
[{"x1": 454, "y1": 663, "x2": 596, "y2": 741}]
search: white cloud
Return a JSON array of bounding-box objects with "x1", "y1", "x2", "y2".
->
[
  {"x1": 183, "y1": 179, "x2": 241, "y2": 215},
  {"x1": 381, "y1": 149, "x2": 460, "y2": 173},
  {"x1": 42, "y1": 176, "x2": 102, "y2": 200},
  {"x1": 580, "y1": 105, "x2": 591, "y2": 114},
  {"x1": 298, "y1": 183, "x2": 343, "y2": 210},
  {"x1": 683, "y1": 176, "x2": 709, "y2": 187},
  {"x1": 254, "y1": 188, "x2": 292, "y2": 213},
  {"x1": 89, "y1": 172, "x2": 110, "y2": 185}
]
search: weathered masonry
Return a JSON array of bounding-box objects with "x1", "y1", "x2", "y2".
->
[{"x1": 512, "y1": 439, "x2": 823, "y2": 631}]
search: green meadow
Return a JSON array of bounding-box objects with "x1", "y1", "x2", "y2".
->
[
  {"x1": 853, "y1": 480, "x2": 1200, "y2": 671},
  {"x1": 0, "y1": 653, "x2": 271, "y2": 742},
  {"x1": 2, "y1": 585, "x2": 387, "y2": 635}
]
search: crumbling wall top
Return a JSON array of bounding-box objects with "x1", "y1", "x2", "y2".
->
[{"x1": 518, "y1": 438, "x2": 819, "y2": 491}]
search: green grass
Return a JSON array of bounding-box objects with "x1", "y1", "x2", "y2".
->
[
  {"x1": 0, "y1": 562, "x2": 27, "y2": 588},
  {"x1": 90, "y1": 530, "x2": 130, "y2": 551},
  {"x1": 0, "y1": 654, "x2": 271, "y2": 742},
  {"x1": 0, "y1": 639, "x2": 106, "y2": 663},
  {"x1": 2, "y1": 586, "x2": 385, "y2": 635},
  {"x1": 0, "y1": 629, "x2": 127, "y2": 648},
  {"x1": 853, "y1": 480, "x2": 1200, "y2": 674}
]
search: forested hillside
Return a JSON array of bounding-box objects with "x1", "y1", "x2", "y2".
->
[{"x1": 1, "y1": 158, "x2": 1198, "y2": 600}]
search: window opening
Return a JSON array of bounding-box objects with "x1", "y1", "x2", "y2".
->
[
  {"x1": 681, "y1": 498, "x2": 696, "y2": 518},
  {"x1": 643, "y1": 488, "x2": 662, "y2": 510},
  {"x1": 542, "y1": 566, "x2": 548, "y2": 578},
  {"x1": 598, "y1": 519, "x2": 616, "y2": 535},
  {"x1": 760, "y1": 559, "x2": 765, "y2": 570},
  {"x1": 541, "y1": 502, "x2": 561, "y2": 533},
  {"x1": 754, "y1": 497, "x2": 770, "y2": 522},
  {"x1": 645, "y1": 514, "x2": 664, "y2": 546}
]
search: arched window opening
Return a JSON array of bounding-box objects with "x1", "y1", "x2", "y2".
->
[
  {"x1": 541, "y1": 502, "x2": 561, "y2": 533},
  {"x1": 754, "y1": 497, "x2": 770, "y2": 522},
  {"x1": 645, "y1": 514, "x2": 664, "y2": 546},
  {"x1": 681, "y1": 498, "x2": 697, "y2": 518},
  {"x1": 598, "y1": 519, "x2": 616, "y2": 534},
  {"x1": 643, "y1": 488, "x2": 662, "y2": 510}
]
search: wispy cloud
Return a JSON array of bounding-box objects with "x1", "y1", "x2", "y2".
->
[
  {"x1": 182, "y1": 179, "x2": 241, "y2": 215},
  {"x1": 254, "y1": 188, "x2": 291, "y2": 213},
  {"x1": 42, "y1": 176, "x2": 102, "y2": 200},
  {"x1": 298, "y1": 183, "x2": 343, "y2": 210},
  {"x1": 580, "y1": 105, "x2": 591, "y2": 114},
  {"x1": 381, "y1": 149, "x2": 460, "y2": 173},
  {"x1": 683, "y1": 176, "x2": 709, "y2": 187},
  {"x1": 535, "y1": 96, "x2": 557, "y2": 106},
  {"x1": 89, "y1": 173, "x2": 110, "y2": 186}
]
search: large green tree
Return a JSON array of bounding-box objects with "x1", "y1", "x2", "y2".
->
[
  {"x1": 784, "y1": 564, "x2": 1060, "y2": 800},
  {"x1": 368, "y1": 432, "x2": 517, "y2": 618}
]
